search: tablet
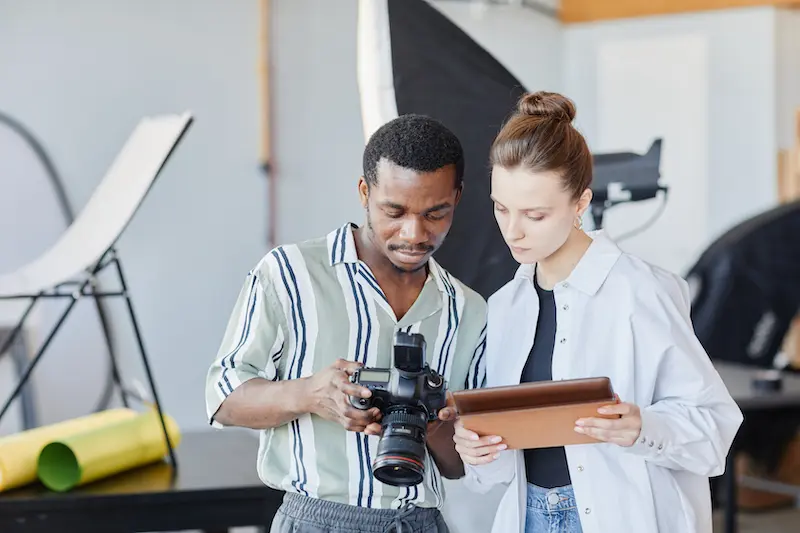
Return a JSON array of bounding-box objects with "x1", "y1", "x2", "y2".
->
[{"x1": 451, "y1": 377, "x2": 620, "y2": 449}]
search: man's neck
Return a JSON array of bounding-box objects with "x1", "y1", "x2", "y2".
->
[
  {"x1": 353, "y1": 226, "x2": 428, "y2": 320},
  {"x1": 535, "y1": 229, "x2": 593, "y2": 290}
]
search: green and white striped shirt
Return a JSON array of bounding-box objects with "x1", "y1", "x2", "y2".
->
[{"x1": 206, "y1": 223, "x2": 487, "y2": 510}]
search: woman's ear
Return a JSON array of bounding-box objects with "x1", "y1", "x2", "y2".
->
[{"x1": 577, "y1": 188, "x2": 593, "y2": 219}]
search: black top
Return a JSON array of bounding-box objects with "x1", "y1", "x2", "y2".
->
[{"x1": 520, "y1": 274, "x2": 572, "y2": 489}]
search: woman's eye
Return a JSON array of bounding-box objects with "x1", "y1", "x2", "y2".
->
[
  {"x1": 493, "y1": 204, "x2": 507, "y2": 213},
  {"x1": 527, "y1": 215, "x2": 544, "y2": 222}
]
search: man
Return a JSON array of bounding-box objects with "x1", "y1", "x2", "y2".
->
[{"x1": 205, "y1": 114, "x2": 487, "y2": 533}]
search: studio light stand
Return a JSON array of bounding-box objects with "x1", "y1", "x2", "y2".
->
[{"x1": 590, "y1": 139, "x2": 667, "y2": 231}]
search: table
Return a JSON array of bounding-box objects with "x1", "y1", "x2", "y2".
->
[
  {"x1": 0, "y1": 429, "x2": 284, "y2": 533},
  {"x1": 715, "y1": 361, "x2": 800, "y2": 533}
]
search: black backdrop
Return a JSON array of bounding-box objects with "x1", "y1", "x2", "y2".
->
[{"x1": 387, "y1": 0, "x2": 527, "y2": 298}]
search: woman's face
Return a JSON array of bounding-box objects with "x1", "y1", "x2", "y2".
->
[{"x1": 491, "y1": 166, "x2": 589, "y2": 265}]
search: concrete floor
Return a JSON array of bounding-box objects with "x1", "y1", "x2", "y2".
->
[{"x1": 713, "y1": 508, "x2": 800, "y2": 532}]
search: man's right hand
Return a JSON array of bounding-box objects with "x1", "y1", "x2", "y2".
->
[
  {"x1": 304, "y1": 359, "x2": 381, "y2": 433},
  {"x1": 453, "y1": 418, "x2": 507, "y2": 465}
]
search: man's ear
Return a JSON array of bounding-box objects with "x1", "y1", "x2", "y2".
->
[
  {"x1": 454, "y1": 183, "x2": 464, "y2": 206},
  {"x1": 357, "y1": 176, "x2": 369, "y2": 208}
]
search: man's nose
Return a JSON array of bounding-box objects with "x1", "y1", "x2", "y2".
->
[{"x1": 398, "y1": 217, "x2": 426, "y2": 243}]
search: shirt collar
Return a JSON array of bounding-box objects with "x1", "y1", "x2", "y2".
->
[
  {"x1": 514, "y1": 230, "x2": 622, "y2": 296},
  {"x1": 326, "y1": 222, "x2": 454, "y2": 299}
]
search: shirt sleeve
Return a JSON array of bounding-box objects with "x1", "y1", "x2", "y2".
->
[
  {"x1": 205, "y1": 269, "x2": 286, "y2": 428},
  {"x1": 624, "y1": 271, "x2": 744, "y2": 477},
  {"x1": 463, "y1": 317, "x2": 487, "y2": 390}
]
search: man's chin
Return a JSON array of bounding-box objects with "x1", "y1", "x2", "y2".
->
[{"x1": 388, "y1": 251, "x2": 430, "y2": 273}]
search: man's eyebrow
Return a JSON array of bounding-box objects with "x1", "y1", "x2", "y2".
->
[
  {"x1": 425, "y1": 202, "x2": 452, "y2": 213},
  {"x1": 379, "y1": 201, "x2": 452, "y2": 213}
]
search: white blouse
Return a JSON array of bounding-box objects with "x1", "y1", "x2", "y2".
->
[{"x1": 462, "y1": 231, "x2": 743, "y2": 533}]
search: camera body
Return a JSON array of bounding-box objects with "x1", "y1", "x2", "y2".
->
[
  {"x1": 349, "y1": 331, "x2": 447, "y2": 422},
  {"x1": 348, "y1": 331, "x2": 448, "y2": 487}
]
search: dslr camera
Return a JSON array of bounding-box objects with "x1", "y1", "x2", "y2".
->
[{"x1": 348, "y1": 331, "x2": 448, "y2": 487}]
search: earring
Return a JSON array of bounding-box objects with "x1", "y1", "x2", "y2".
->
[{"x1": 574, "y1": 216, "x2": 584, "y2": 230}]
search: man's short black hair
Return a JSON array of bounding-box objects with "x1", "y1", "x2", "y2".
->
[{"x1": 362, "y1": 114, "x2": 464, "y2": 188}]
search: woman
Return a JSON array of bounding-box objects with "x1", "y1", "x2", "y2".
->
[{"x1": 453, "y1": 91, "x2": 743, "y2": 533}]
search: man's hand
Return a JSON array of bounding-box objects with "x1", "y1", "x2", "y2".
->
[
  {"x1": 304, "y1": 359, "x2": 381, "y2": 432},
  {"x1": 363, "y1": 391, "x2": 459, "y2": 437},
  {"x1": 452, "y1": 417, "x2": 506, "y2": 466},
  {"x1": 574, "y1": 395, "x2": 642, "y2": 447},
  {"x1": 428, "y1": 392, "x2": 458, "y2": 436}
]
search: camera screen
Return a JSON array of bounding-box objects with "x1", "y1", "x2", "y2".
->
[{"x1": 359, "y1": 370, "x2": 390, "y2": 383}]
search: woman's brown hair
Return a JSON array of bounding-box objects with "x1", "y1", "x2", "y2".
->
[{"x1": 490, "y1": 91, "x2": 592, "y2": 200}]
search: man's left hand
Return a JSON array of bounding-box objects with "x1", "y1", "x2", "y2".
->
[{"x1": 574, "y1": 395, "x2": 642, "y2": 447}]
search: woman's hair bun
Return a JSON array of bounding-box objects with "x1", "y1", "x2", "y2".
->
[{"x1": 517, "y1": 91, "x2": 576, "y2": 124}]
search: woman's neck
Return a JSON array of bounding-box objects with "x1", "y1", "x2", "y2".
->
[{"x1": 535, "y1": 229, "x2": 593, "y2": 290}]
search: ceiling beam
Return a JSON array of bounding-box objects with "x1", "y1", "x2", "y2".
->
[{"x1": 560, "y1": 0, "x2": 800, "y2": 24}]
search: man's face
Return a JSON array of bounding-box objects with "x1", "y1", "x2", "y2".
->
[{"x1": 359, "y1": 159, "x2": 461, "y2": 273}]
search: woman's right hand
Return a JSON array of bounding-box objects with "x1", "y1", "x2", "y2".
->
[{"x1": 453, "y1": 418, "x2": 507, "y2": 465}]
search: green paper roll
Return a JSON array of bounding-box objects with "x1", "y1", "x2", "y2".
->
[{"x1": 36, "y1": 409, "x2": 181, "y2": 492}]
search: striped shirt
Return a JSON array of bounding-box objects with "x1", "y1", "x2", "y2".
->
[{"x1": 206, "y1": 222, "x2": 487, "y2": 510}]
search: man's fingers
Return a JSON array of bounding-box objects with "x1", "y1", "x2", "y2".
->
[
  {"x1": 342, "y1": 405, "x2": 378, "y2": 424},
  {"x1": 335, "y1": 359, "x2": 364, "y2": 375},
  {"x1": 335, "y1": 378, "x2": 372, "y2": 399},
  {"x1": 438, "y1": 406, "x2": 457, "y2": 422},
  {"x1": 364, "y1": 422, "x2": 382, "y2": 436}
]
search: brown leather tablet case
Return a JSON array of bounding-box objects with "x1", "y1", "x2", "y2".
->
[{"x1": 451, "y1": 378, "x2": 620, "y2": 449}]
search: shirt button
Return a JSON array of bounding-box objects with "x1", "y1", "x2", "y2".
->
[
  {"x1": 577, "y1": 465, "x2": 584, "y2": 472},
  {"x1": 584, "y1": 508, "x2": 591, "y2": 514},
  {"x1": 559, "y1": 338, "x2": 566, "y2": 344}
]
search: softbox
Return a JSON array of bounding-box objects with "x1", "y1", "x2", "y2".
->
[
  {"x1": 358, "y1": 0, "x2": 525, "y2": 298},
  {"x1": 686, "y1": 199, "x2": 800, "y2": 368}
]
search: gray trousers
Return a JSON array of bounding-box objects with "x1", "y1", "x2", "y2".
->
[{"x1": 269, "y1": 492, "x2": 450, "y2": 533}]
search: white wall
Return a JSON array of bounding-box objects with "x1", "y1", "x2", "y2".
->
[
  {"x1": 0, "y1": 1, "x2": 558, "y2": 531},
  {"x1": 777, "y1": 8, "x2": 800, "y2": 151},
  {"x1": 432, "y1": 0, "x2": 564, "y2": 93},
  {"x1": 565, "y1": 7, "x2": 778, "y2": 275},
  {"x1": 0, "y1": 0, "x2": 265, "y2": 433}
]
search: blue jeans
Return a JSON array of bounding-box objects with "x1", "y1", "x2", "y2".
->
[{"x1": 525, "y1": 483, "x2": 584, "y2": 533}]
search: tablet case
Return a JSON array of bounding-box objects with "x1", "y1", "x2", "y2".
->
[{"x1": 451, "y1": 377, "x2": 620, "y2": 449}]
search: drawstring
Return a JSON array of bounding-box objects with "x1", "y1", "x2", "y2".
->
[{"x1": 383, "y1": 502, "x2": 418, "y2": 533}]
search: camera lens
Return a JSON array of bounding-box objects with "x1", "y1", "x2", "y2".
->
[{"x1": 372, "y1": 406, "x2": 428, "y2": 487}]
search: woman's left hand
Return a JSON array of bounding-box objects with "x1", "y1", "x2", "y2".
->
[{"x1": 574, "y1": 396, "x2": 642, "y2": 447}]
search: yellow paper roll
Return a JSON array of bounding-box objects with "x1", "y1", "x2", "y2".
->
[
  {"x1": 0, "y1": 408, "x2": 138, "y2": 492},
  {"x1": 36, "y1": 408, "x2": 181, "y2": 492}
]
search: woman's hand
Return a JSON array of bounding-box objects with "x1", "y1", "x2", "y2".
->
[
  {"x1": 574, "y1": 396, "x2": 642, "y2": 447},
  {"x1": 453, "y1": 418, "x2": 507, "y2": 465}
]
